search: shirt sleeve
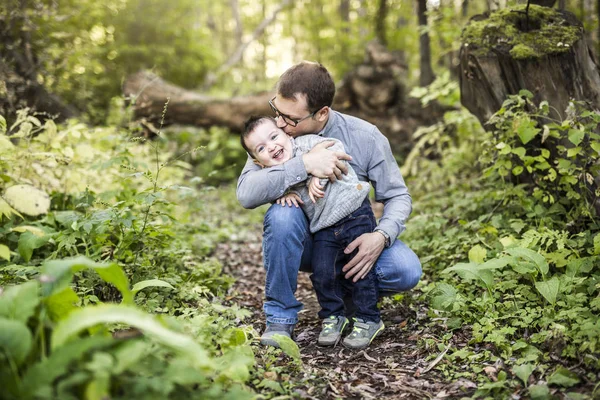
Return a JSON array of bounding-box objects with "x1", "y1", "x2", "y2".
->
[
  {"x1": 367, "y1": 127, "x2": 412, "y2": 245},
  {"x1": 236, "y1": 154, "x2": 308, "y2": 209}
]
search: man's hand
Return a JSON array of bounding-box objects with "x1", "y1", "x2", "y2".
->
[
  {"x1": 275, "y1": 192, "x2": 303, "y2": 208},
  {"x1": 307, "y1": 177, "x2": 325, "y2": 203},
  {"x1": 342, "y1": 232, "x2": 386, "y2": 282},
  {"x1": 302, "y1": 141, "x2": 352, "y2": 182}
]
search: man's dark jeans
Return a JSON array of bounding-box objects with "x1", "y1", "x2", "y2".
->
[{"x1": 310, "y1": 199, "x2": 380, "y2": 323}]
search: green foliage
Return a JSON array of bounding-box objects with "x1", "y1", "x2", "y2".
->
[
  {"x1": 483, "y1": 91, "x2": 600, "y2": 229},
  {"x1": 0, "y1": 259, "x2": 253, "y2": 400},
  {"x1": 403, "y1": 83, "x2": 599, "y2": 396},
  {"x1": 0, "y1": 111, "x2": 269, "y2": 397}
]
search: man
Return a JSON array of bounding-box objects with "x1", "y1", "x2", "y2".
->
[{"x1": 237, "y1": 61, "x2": 422, "y2": 346}]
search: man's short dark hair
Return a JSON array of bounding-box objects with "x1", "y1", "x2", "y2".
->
[
  {"x1": 241, "y1": 116, "x2": 276, "y2": 157},
  {"x1": 276, "y1": 61, "x2": 335, "y2": 112}
]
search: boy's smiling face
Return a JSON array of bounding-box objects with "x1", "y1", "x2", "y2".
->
[{"x1": 246, "y1": 119, "x2": 293, "y2": 167}]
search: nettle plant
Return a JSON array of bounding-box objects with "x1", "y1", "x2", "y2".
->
[{"x1": 482, "y1": 90, "x2": 600, "y2": 229}]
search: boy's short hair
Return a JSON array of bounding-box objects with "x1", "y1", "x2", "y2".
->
[
  {"x1": 276, "y1": 61, "x2": 335, "y2": 112},
  {"x1": 241, "y1": 116, "x2": 276, "y2": 158}
]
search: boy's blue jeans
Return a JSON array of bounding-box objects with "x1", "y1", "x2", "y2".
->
[
  {"x1": 311, "y1": 200, "x2": 380, "y2": 323},
  {"x1": 262, "y1": 202, "x2": 422, "y2": 325}
]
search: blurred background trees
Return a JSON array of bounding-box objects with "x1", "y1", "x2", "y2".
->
[{"x1": 1, "y1": 0, "x2": 599, "y2": 124}]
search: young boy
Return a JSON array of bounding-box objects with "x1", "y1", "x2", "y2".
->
[{"x1": 241, "y1": 116, "x2": 384, "y2": 349}]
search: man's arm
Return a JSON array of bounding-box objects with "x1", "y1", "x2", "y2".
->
[
  {"x1": 342, "y1": 126, "x2": 412, "y2": 281},
  {"x1": 367, "y1": 129, "x2": 412, "y2": 246}
]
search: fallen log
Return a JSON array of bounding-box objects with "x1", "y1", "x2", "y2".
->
[{"x1": 123, "y1": 42, "x2": 447, "y2": 155}]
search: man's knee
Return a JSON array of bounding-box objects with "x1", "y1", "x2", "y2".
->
[
  {"x1": 264, "y1": 204, "x2": 308, "y2": 236},
  {"x1": 376, "y1": 241, "x2": 422, "y2": 293}
]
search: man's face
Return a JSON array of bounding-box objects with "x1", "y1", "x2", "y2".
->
[
  {"x1": 245, "y1": 119, "x2": 293, "y2": 167},
  {"x1": 271, "y1": 93, "x2": 327, "y2": 138}
]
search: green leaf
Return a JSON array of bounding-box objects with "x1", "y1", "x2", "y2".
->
[
  {"x1": 443, "y1": 262, "x2": 480, "y2": 281},
  {"x1": 51, "y1": 304, "x2": 211, "y2": 368},
  {"x1": 430, "y1": 283, "x2": 457, "y2": 311},
  {"x1": 594, "y1": 234, "x2": 600, "y2": 255},
  {"x1": 45, "y1": 287, "x2": 80, "y2": 322},
  {"x1": 0, "y1": 280, "x2": 40, "y2": 323},
  {"x1": 40, "y1": 256, "x2": 133, "y2": 304},
  {"x1": 591, "y1": 141, "x2": 600, "y2": 155},
  {"x1": 513, "y1": 364, "x2": 535, "y2": 386},
  {"x1": 18, "y1": 231, "x2": 51, "y2": 262},
  {"x1": 528, "y1": 384, "x2": 550, "y2": 400},
  {"x1": 506, "y1": 248, "x2": 548, "y2": 276},
  {"x1": 0, "y1": 244, "x2": 10, "y2": 261},
  {"x1": 131, "y1": 279, "x2": 175, "y2": 295},
  {"x1": 468, "y1": 245, "x2": 487, "y2": 263},
  {"x1": 272, "y1": 334, "x2": 301, "y2": 362},
  {"x1": 22, "y1": 336, "x2": 116, "y2": 398},
  {"x1": 516, "y1": 117, "x2": 540, "y2": 145},
  {"x1": 566, "y1": 147, "x2": 582, "y2": 158},
  {"x1": 534, "y1": 276, "x2": 559, "y2": 305},
  {"x1": 547, "y1": 367, "x2": 579, "y2": 387},
  {"x1": 0, "y1": 115, "x2": 6, "y2": 134},
  {"x1": 217, "y1": 345, "x2": 254, "y2": 382},
  {"x1": 0, "y1": 197, "x2": 22, "y2": 221},
  {"x1": 512, "y1": 147, "x2": 526, "y2": 158},
  {"x1": 479, "y1": 257, "x2": 511, "y2": 270},
  {"x1": 567, "y1": 129, "x2": 585, "y2": 146},
  {"x1": 0, "y1": 318, "x2": 32, "y2": 366}
]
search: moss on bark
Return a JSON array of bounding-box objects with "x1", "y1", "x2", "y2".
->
[{"x1": 462, "y1": 5, "x2": 582, "y2": 59}]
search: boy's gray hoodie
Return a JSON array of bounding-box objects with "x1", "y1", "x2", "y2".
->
[{"x1": 288, "y1": 135, "x2": 371, "y2": 233}]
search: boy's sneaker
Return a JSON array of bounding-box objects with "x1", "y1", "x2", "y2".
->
[
  {"x1": 342, "y1": 318, "x2": 384, "y2": 349},
  {"x1": 318, "y1": 316, "x2": 349, "y2": 346},
  {"x1": 260, "y1": 323, "x2": 295, "y2": 347}
]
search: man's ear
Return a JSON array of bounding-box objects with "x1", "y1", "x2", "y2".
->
[{"x1": 315, "y1": 106, "x2": 329, "y2": 122}]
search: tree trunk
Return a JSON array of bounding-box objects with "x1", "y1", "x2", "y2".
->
[
  {"x1": 375, "y1": 0, "x2": 388, "y2": 46},
  {"x1": 459, "y1": 9, "x2": 600, "y2": 127},
  {"x1": 123, "y1": 43, "x2": 446, "y2": 155},
  {"x1": 0, "y1": 3, "x2": 79, "y2": 122},
  {"x1": 417, "y1": 0, "x2": 436, "y2": 86}
]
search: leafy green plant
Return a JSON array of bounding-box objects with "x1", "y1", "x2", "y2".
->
[{"x1": 0, "y1": 257, "x2": 254, "y2": 400}]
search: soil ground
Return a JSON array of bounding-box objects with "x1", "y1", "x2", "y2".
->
[{"x1": 216, "y1": 218, "x2": 475, "y2": 399}]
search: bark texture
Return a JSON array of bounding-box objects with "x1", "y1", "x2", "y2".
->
[{"x1": 459, "y1": 9, "x2": 600, "y2": 128}]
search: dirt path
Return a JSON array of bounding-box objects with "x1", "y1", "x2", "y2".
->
[{"x1": 216, "y1": 226, "x2": 472, "y2": 399}]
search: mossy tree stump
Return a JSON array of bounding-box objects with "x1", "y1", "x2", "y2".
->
[{"x1": 459, "y1": 5, "x2": 600, "y2": 128}]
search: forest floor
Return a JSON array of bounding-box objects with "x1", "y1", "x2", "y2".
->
[{"x1": 214, "y1": 207, "x2": 477, "y2": 399}]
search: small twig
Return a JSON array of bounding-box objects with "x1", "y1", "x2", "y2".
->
[{"x1": 418, "y1": 346, "x2": 449, "y2": 375}]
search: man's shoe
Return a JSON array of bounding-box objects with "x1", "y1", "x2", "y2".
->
[
  {"x1": 342, "y1": 318, "x2": 384, "y2": 349},
  {"x1": 260, "y1": 323, "x2": 295, "y2": 347},
  {"x1": 318, "y1": 316, "x2": 349, "y2": 346}
]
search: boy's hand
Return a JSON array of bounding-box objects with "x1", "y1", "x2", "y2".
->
[
  {"x1": 308, "y1": 177, "x2": 325, "y2": 203},
  {"x1": 276, "y1": 192, "x2": 303, "y2": 208},
  {"x1": 302, "y1": 141, "x2": 351, "y2": 182}
]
